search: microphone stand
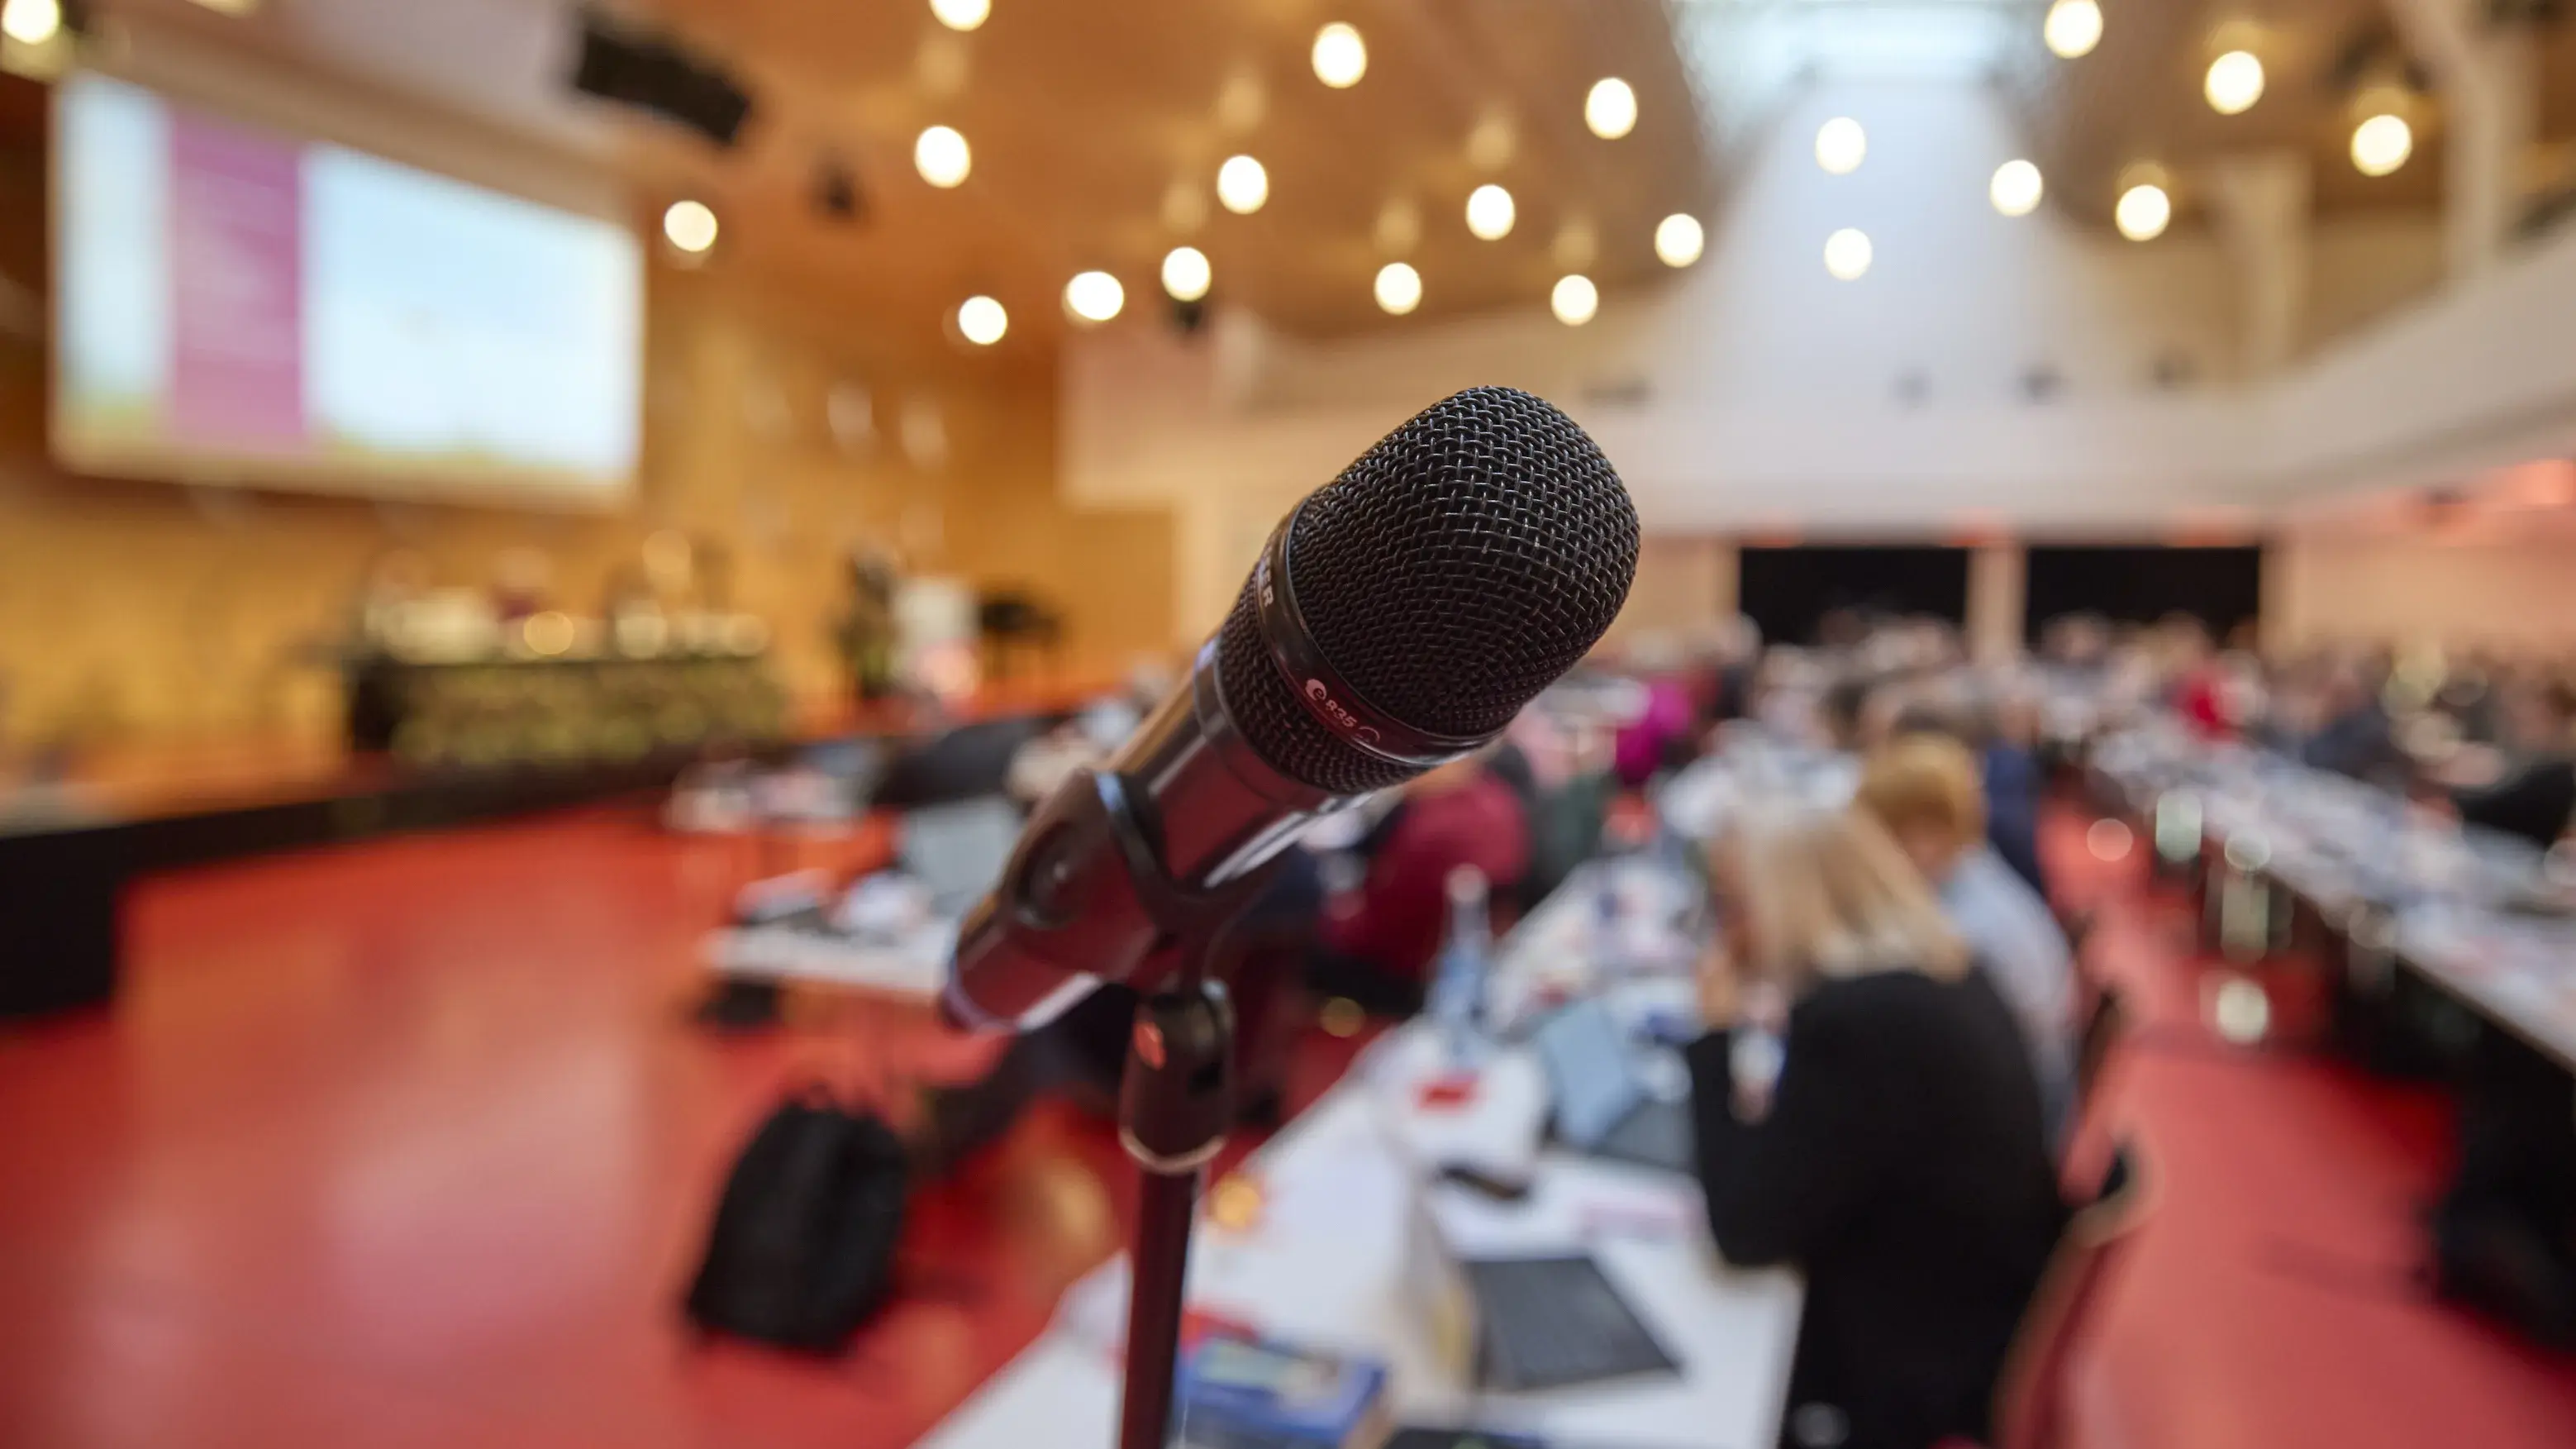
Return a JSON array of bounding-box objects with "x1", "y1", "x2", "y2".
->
[{"x1": 1086, "y1": 775, "x2": 1283, "y2": 1449}]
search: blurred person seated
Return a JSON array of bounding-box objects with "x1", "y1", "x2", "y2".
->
[
  {"x1": 1679, "y1": 614, "x2": 1764, "y2": 730},
  {"x1": 1817, "y1": 674, "x2": 1874, "y2": 754},
  {"x1": 2444, "y1": 676, "x2": 2576, "y2": 851},
  {"x1": 1612, "y1": 635, "x2": 1697, "y2": 787},
  {"x1": 2037, "y1": 612, "x2": 2112, "y2": 677},
  {"x1": 1309, "y1": 751, "x2": 1530, "y2": 1016},
  {"x1": 2162, "y1": 615, "x2": 2237, "y2": 741},
  {"x1": 1883, "y1": 688, "x2": 2048, "y2": 900},
  {"x1": 1820, "y1": 670, "x2": 1920, "y2": 755},
  {"x1": 2431, "y1": 650, "x2": 2506, "y2": 746},
  {"x1": 1854, "y1": 734, "x2": 2076, "y2": 1143},
  {"x1": 2299, "y1": 655, "x2": 2410, "y2": 789},
  {"x1": 1750, "y1": 647, "x2": 1829, "y2": 744},
  {"x1": 1486, "y1": 703, "x2": 1616, "y2": 911},
  {"x1": 1688, "y1": 804, "x2": 2066, "y2": 1449}
]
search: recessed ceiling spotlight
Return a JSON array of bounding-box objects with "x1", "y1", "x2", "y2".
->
[
  {"x1": 1161, "y1": 246, "x2": 1212, "y2": 302},
  {"x1": 956, "y1": 294, "x2": 1007, "y2": 346},
  {"x1": 929, "y1": 0, "x2": 988, "y2": 31},
  {"x1": 1467, "y1": 111, "x2": 1517, "y2": 170},
  {"x1": 1815, "y1": 117, "x2": 1866, "y2": 174},
  {"x1": 1374, "y1": 197, "x2": 1421, "y2": 255},
  {"x1": 1217, "y1": 154, "x2": 1269, "y2": 214},
  {"x1": 1550, "y1": 274, "x2": 1598, "y2": 326},
  {"x1": 1654, "y1": 213, "x2": 1704, "y2": 267},
  {"x1": 2204, "y1": 50, "x2": 2264, "y2": 115},
  {"x1": 1465, "y1": 184, "x2": 1516, "y2": 241},
  {"x1": 2116, "y1": 182, "x2": 2172, "y2": 241},
  {"x1": 914, "y1": 125, "x2": 971, "y2": 188},
  {"x1": 2, "y1": 0, "x2": 63, "y2": 45},
  {"x1": 2351, "y1": 113, "x2": 2413, "y2": 176},
  {"x1": 1990, "y1": 159, "x2": 2044, "y2": 217},
  {"x1": 1374, "y1": 260, "x2": 1421, "y2": 315},
  {"x1": 662, "y1": 199, "x2": 718, "y2": 254},
  {"x1": 1312, "y1": 22, "x2": 1366, "y2": 88},
  {"x1": 1823, "y1": 227, "x2": 1873, "y2": 280},
  {"x1": 2044, "y1": 0, "x2": 2102, "y2": 59},
  {"x1": 1063, "y1": 271, "x2": 1123, "y2": 323},
  {"x1": 1585, "y1": 78, "x2": 1637, "y2": 140}
]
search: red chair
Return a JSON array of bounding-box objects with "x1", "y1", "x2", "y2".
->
[
  {"x1": 2056, "y1": 979, "x2": 2131, "y2": 1197},
  {"x1": 2071, "y1": 980, "x2": 2128, "y2": 1108},
  {"x1": 1987, "y1": 1142, "x2": 2156, "y2": 1449}
]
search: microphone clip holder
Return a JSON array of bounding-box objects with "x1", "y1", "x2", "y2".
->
[{"x1": 1074, "y1": 769, "x2": 1284, "y2": 1449}]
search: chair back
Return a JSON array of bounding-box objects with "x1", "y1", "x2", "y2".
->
[
  {"x1": 2057, "y1": 980, "x2": 2131, "y2": 1194},
  {"x1": 1991, "y1": 1142, "x2": 2155, "y2": 1449},
  {"x1": 2071, "y1": 980, "x2": 2127, "y2": 1107}
]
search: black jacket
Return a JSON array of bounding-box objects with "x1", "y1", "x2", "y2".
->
[
  {"x1": 1688, "y1": 970, "x2": 2067, "y2": 1449},
  {"x1": 2454, "y1": 756, "x2": 2575, "y2": 853}
]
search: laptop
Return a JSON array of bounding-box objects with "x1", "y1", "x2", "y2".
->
[
  {"x1": 1464, "y1": 1254, "x2": 1680, "y2": 1391},
  {"x1": 898, "y1": 796, "x2": 1025, "y2": 914},
  {"x1": 1531, "y1": 998, "x2": 1696, "y2": 1175}
]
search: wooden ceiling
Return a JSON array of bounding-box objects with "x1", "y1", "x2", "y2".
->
[
  {"x1": 610, "y1": 0, "x2": 1712, "y2": 350},
  {"x1": 37, "y1": 0, "x2": 2576, "y2": 356},
  {"x1": 2002, "y1": 0, "x2": 2576, "y2": 231}
]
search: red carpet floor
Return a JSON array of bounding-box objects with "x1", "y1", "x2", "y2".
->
[
  {"x1": 2047, "y1": 813, "x2": 2576, "y2": 1449},
  {"x1": 1, "y1": 803, "x2": 2570, "y2": 1447}
]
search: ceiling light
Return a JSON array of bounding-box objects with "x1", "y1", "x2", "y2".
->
[
  {"x1": 1217, "y1": 155, "x2": 1269, "y2": 214},
  {"x1": 2043, "y1": 0, "x2": 2102, "y2": 59},
  {"x1": 1312, "y1": 21, "x2": 1366, "y2": 88},
  {"x1": 1550, "y1": 274, "x2": 1598, "y2": 327},
  {"x1": 914, "y1": 126, "x2": 971, "y2": 188},
  {"x1": 929, "y1": 0, "x2": 988, "y2": 31},
  {"x1": 1654, "y1": 213, "x2": 1704, "y2": 267},
  {"x1": 1815, "y1": 117, "x2": 1866, "y2": 175},
  {"x1": 1990, "y1": 159, "x2": 2044, "y2": 217},
  {"x1": 2115, "y1": 183, "x2": 2172, "y2": 241},
  {"x1": 1823, "y1": 227, "x2": 1873, "y2": 280},
  {"x1": 2351, "y1": 113, "x2": 2412, "y2": 177},
  {"x1": 1161, "y1": 246, "x2": 1212, "y2": 303},
  {"x1": 661, "y1": 199, "x2": 718, "y2": 254},
  {"x1": 2, "y1": 0, "x2": 59, "y2": 44},
  {"x1": 1160, "y1": 179, "x2": 1207, "y2": 233},
  {"x1": 2204, "y1": 50, "x2": 2264, "y2": 115},
  {"x1": 1552, "y1": 218, "x2": 1598, "y2": 270},
  {"x1": 1064, "y1": 271, "x2": 1123, "y2": 324},
  {"x1": 957, "y1": 294, "x2": 1007, "y2": 346},
  {"x1": 1584, "y1": 78, "x2": 1637, "y2": 140},
  {"x1": 1215, "y1": 71, "x2": 1266, "y2": 132},
  {"x1": 1374, "y1": 261, "x2": 1421, "y2": 316},
  {"x1": 1464, "y1": 184, "x2": 1516, "y2": 241},
  {"x1": 1467, "y1": 112, "x2": 1516, "y2": 170},
  {"x1": 1374, "y1": 198, "x2": 1421, "y2": 255}
]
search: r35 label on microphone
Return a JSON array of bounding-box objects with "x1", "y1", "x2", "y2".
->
[{"x1": 1302, "y1": 679, "x2": 1378, "y2": 744}]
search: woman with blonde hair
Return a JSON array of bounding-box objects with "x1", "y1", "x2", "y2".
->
[
  {"x1": 1689, "y1": 803, "x2": 2066, "y2": 1449},
  {"x1": 1854, "y1": 732, "x2": 2077, "y2": 1144}
]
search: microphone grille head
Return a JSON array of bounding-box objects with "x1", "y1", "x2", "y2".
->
[{"x1": 1217, "y1": 387, "x2": 1639, "y2": 794}]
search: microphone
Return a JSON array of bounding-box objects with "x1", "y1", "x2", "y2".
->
[{"x1": 944, "y1": 386, "x2": 1640, "y2": 1030}]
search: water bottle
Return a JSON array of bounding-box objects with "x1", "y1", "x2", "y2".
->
[{"x1": 1429, "y1": 865, "x2": 1493, "y2": 1062}]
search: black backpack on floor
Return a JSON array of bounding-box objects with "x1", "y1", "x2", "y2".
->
[{"x1": 684, "y1": 1089, "x2": 910, "y2": 1351}]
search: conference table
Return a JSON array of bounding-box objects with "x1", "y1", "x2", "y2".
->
[
  {"x1": 916, "y1": 851, "x2": 1806, "y2": 1449},
  {"x1": 2088, "y1": 721, "x2": 2576, "y2": 1075}
]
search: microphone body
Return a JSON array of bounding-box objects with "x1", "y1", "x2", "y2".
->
[
  {"x1": 944, "y1": 641, "x2": 1344, "y2": 1029},
  {"x1": 945, "y1": 386, "x2": 1640, "y2": 1031}
]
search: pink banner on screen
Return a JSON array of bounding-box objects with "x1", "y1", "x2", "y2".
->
[{"x1": 166, "y1": 112, "x2": 307, "y2": 449}]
